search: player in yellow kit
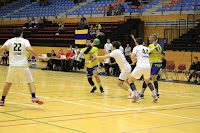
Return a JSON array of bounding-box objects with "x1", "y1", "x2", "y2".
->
[
  {"x1": 140, "y1": 34, "x2": 162, "y2": 98},
  {"x1": 82, "y1": 40, "x2": 104, "y2": 93}
]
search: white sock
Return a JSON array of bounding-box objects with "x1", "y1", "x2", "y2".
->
[
  {"x1": 152, "y1": 90, "x2": 156, "y2": 96},
  {"x1": 128, "y1": 89, "x2": 133, "y2": 94}
]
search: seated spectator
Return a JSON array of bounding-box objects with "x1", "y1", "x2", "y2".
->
[
  {"x1": 125, "y1": 43, "x2": 131, "y2": 63},
  {"x1": 107, "y1": 4, "x2": 113, "y2": 16},
  {"x1": 95, "y1": 22, "x2": 102, "y2": 30},
  {"x1": 69, "y1": 49, "x2": 84, "y2": 71},
  {"x1": 55, "y1": 23, "x2": 65, "y2": 35},
  {"x1": 113, "y1": 4, "x2": 119, "y2": 15},
  {"x1": 56, "y1": 49, "x2": 65, "y2": 57},
  {"x1": 79, "y1": 15, "x2": 86, "y2": 27},
  {"x1": 66, "y1": 49, "x2": 74, "y2": 58},
  {"x1": 188, "y1": 57, "x2": 200, "y2": 83},
  {"x1": 42, "y1": 16, "x2": 47, "y2": 23},
  {"x1": 82, "y1": 19, "x2": 88, "y2": 29},
  {"x1": 45, "y1": 50, "x2": 57, "y2": 70},
  {"x1": 28, "y1": 17, "x2": 37, "y2": 28},
  {"x1": 52, "y1": 16, "x2": 59, "y2": 27},
  {"x1": 89, "y1": 25, "x2": 96, "y2": 39},
  {"x1": 2, "y1": 49, "x2": 9, "y2": 65},
  {"x1": 119, "y1": 3, "x2": 125, "y2": 15}
]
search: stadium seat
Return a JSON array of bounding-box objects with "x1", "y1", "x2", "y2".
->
[
  {"x1": 186, "y1": 6, "x2": 193, "y2": 10},
  {"x1": 182, "y1": 3, "x2": 187, "y2": 6},
  {"x1": 164, "y1": 4, "x2": 169, "y2": 7},
  {"x1": 175, "y1": 3, "x2": 181, "y2": 7},
  {"x1": 182, "y1": 0, "x2": 187, "y2": 2},
  {"x1": 150, "y1": 1, "x2": 154, "y2": 4},
  {"x1": 168, "y1": 7, "x2": 174, "y2": 11},
  {"x1": 181, "y1": 7, "x2": 186, "y2": 10},
  {"x1": 155, "y1": 1, "x2": 159, "y2": 4},
  {"x1": 148, "y1": 5, "x2": 153, "y2": 8},
  {"x1": 163, "y1": 7, "x2": 168, "y2": 11},
  {"x1": 173, "y1": 7, "x2": 180, "y2": 11},
  {"x1": 188, "y1": 0, "x2": 193, "y2": 2},
  {"x1": 156, "y1": 8, "x2": 162, "y2": 11}
]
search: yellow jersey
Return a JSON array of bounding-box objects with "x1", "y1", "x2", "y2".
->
[
  {"x1": 82, "y1": 46, "x2": 99, "y2": 68},
  {"x1": 148, "y1": 43, "x2": 162, "y2": 64}
]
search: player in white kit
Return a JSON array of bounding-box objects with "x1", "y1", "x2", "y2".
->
[
  {"x1": 128, "y1": 35, "x2": 158, "y2": 103},
  {"x1": 0, "y1": 28, "x2": 44, "y2": 106},
  {"x1": 93, "y1": 41, "x2": 134, "y2": 98}
]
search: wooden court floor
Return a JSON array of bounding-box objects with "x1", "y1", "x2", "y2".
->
[{"x1": 0, "y1": 65, "x2": 200, "y2": 133}]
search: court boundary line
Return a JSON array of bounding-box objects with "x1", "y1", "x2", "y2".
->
[{"x1": 3, "y1": 90, "x2": 200, "y2": 121}]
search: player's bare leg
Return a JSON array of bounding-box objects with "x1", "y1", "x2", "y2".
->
[
  {"x1": 118, "y1": 79, "x2": 133, "y2": 99},
  {"x1": 93, "y1": 70, "x2": 104, "y2": 93},
  {"x1": 128, "y1": 76, "x2": 140, "y2": 103},
  {"x1": 28, "y1": 82, "x2": 43, "y2": 105},
  {"x1": 88, "y1": 75, "x2": 97, "y2": 93},
  {"x1": 0, "y1": 82, "x2": 12, "y2": 106}
]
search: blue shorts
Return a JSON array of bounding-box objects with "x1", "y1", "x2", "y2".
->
[
  {"x1": 87, "y1": 65, "x2": 99, "y2": 77},
  {"x1": 151, "y1": 63, "x2": 162, "y2": 75}
]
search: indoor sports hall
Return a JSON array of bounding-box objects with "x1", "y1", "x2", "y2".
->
[{"x1": 0, "y1": 0, "x2": 200, "y2": 133}]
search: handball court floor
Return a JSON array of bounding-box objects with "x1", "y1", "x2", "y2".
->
[{"x1": 0, "y1": 65, "x2": 200, "y2": 133}]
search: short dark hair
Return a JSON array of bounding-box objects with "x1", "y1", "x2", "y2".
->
[
  {"x1": 136, "y1": 38, "x2": 143, "y2": 45},
  {"x1": 107, "y1": 38, "x2": 111, "y2": 41},
  {"x1": 112, "y1": 41, "x2": 121, "y2": 49},
  {"x1": 194, "y1": 57, "x2": 198, "y2": 60},
  {"x1": 108, "y1": 50, "x2": 111, "y2": 52},
  {"x1": 162, "y1": 52, "x2": 165, "y2": 56},
  {"x1": 13, "y1": 27, "x2": 23, "y2": 37}
]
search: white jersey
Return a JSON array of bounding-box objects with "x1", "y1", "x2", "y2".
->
[
  {"x1": 109, "y1": 49, "x2": 131, "y2": 71},
  {"x1": 132, "y1": 45, "x2": 150, "y2": 68},
  {"x1": 3, "y1": 37, "x2": 31, "y2": 67},
  {"x1": 119, "y1": 46, "x2": 124, "y2": 52}
]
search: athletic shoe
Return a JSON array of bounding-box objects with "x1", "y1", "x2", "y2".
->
[
  {"x1": 90, "y1": 87, "x2": 97, "y2": 93},
  {"x1": 153, "y1": 95, "x2": 158, "y2": 102},
  {"x1": 100, "y1": 87, "x2": 104, "y2": 93},
  {"x1": 157, "y1": 94, "x2": 160, "y2": 98},
  {"x1": 127, "y1": 93, "x2": 134, "y2": 99},
  {"x1": 132, "y1": 94, "x2": 141, "y2": 103},
  {"x1": 0, "y1": 101, "x2": 4, "y2": 106},
  {"x1": 32, "y1": 97, "x2": 43, "y2": 105},
  {"x1": 140, "y1": 94, "x2": 144, "y2": 99}
]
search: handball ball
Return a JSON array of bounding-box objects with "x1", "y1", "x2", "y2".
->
[{"x1": 94, "y1": 38, "x2": 100, "y2": 45}]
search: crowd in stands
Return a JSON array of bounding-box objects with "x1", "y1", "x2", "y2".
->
[
  {"x1": 107, "y1": 3, "x2": 125, "y2": 16},
  {"x1": 23, "y1": 16, "x2": 47, "y2": 28}
]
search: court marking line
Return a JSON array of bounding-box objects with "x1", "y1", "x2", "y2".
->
[
  {"x1": 121, "y1": 120, "x2": 200, "y2": 133},
  {"x1": 3, "y1": 91, "x2": 200, "y2": 121},
  {"x1": 1, "y1": 105, "x2": 200, "y2": 128},
  {"x1": 1, "y1": 112, "x2": 87, "y2": 133},
  {"x1": 1, "y1": 104, "x2": 200, "y2": 123},
  {"x1": 6, "y1": 102, "x2": 43, "y2": 108}
]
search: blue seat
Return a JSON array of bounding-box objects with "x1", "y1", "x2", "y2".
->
[
  {"x1": 168, "y1": 7, "x2": 173, "y2": 11},
  {"x1": 143, "y1": 5, "x2": 148, "y2": 8},
  {"x1": 194, "y1": 6, "x2": 199, "y2": 10},
  {"x1": 188, "y1": 3, "x2": 193, "y2": 6},
  {"x1": 173, "y1": 7, "x2": 180, "y2": 11},
  {"x1": 155, "y1": 1, "x2": 159, "y2": 4},
  {"x1": 182, "y1": 0, "x2": 187, "y2": 2},
  {"x1": 182, "y1": 3, "x2": 187, "y2": 6},
  {"x1": 194, "y1": 0, "x2": 199, "y2": 2},
  {"x1": 188, "y1": 0, "x2": 193, "y2": 2},
  {"x1": 156, "y1": 8, "x2": 162, "y2": 11},
  {"x1": 175, "y1": 3, "x2": 181, "y2": 7},
  {"x1": 163, "y1": 7, "x2": 167, "y2": 11},
  {"x1": 148, "y1": 5, "x2": 153, "y2": 8},
  {"x1": 100, "y1": 5, "x2": 104, "y2": 7},
  {"x1": 186, "y1": 6, "x2": 193, "y2": 10},
  {"x1": 150, "y1": 1, "x2": 154, "y2": 4},
  {"x1": 135, "y1": 9, "x2": 139, "y2": 12},
  {"x1": 194, "y1": 2, "x2": 199, "y2": 5},
  {"x1": 181, "y1": 7, "x2": 186, "y2": 10}
]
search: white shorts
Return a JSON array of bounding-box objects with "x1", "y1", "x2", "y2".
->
[
  {"x1": 6, "y1": 67, "x2": 34, "y2": 83},
  {"x1": 119, "y1": 67, "x2": 131, "y2": 81},
  {"x1": 130, "y1": 66, "x2": 151, "y2": 79}
]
